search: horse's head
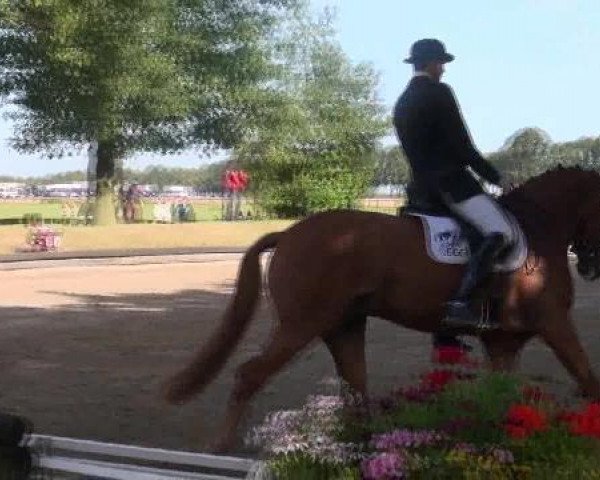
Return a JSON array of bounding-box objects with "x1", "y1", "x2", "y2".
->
[
  {"x1": 507, "y1": 166, "x2": 600, "y2": 281},
  {"x1": 573, "y1": 196, "x2": 600, "y2": 281},
  {"x1": 503, "y1": 165, "x2": 600, "y2": 281}
]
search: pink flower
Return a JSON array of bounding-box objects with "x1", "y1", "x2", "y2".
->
[
  {"x1": 371, "y1": 429, "x2": 443, "y2": 450},
  {"x1": 361, "y1": 452, "x2": 405, "y2": 479}
]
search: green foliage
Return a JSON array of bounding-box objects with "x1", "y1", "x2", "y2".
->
[
  {"x1": 21, "y1": 212, "x2": 43, "y2": 225},
  {"x1": 490, "y1": 128, "x2": 553, "y2": 184},
  {"x1": 0, "y1": 0, "x2": 300, "y2": 222},
  {"x1": 254, "y1": 160, "x2": 374, "y2": 217},
  {"x1": 436, "y1": 374, "x2": 522, "y2": 444},
  {"x1": 126, "y1": 163, "x2": 225, "y2": 193},
  {"x1": 341, "y1": 373, "x2": 522, "y2": 447},
  {"x1": 237, "y1": 9, "x2": 388, "y2": 218},
  {"x1": 372, "y1": 146, "x2": 410, "y2": 186},
  {"x1": 0, "y1": 0, "x2": 297, "y2": 153},
  {"x1": 269, "y1": 453, "x2": 361, "y2": 480},
  {"x1": 552, "y1": 136, "x2": 600, "y2": 171},
  {"x1": 513, "y1": 425, "x2": 600, "y2": 465},
  {"x1": 490, "y1": 128, "x2": 600, "y2": 185}
]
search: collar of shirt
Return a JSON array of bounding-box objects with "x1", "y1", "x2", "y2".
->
[{"x1": 413, "y1": 71, "x2": 432, "y2": 79}]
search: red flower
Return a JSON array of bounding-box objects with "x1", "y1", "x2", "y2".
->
[
  {"x1": 572, "y1": 418, "x2": 600, "y2": 438},
  {"x1": 505, "y1": 404, "x2": 548, "y2": 438},
  {"x1": 505, "y1": 424, "x2": 529, "y2": 439},
  {"x1": 432, "y1": 346, "x2": 465, "y2": 365},
  {"x1": 431, "y1": 346, "x2": 478, "y2": 367},
  {"x1": 421, "y1": 369, "x2": 456, "y2": 390},
  {"x1": 559, "y1": 402, "x2": 600, "y2": 438},
  {"x1": 584, "y1": 403, "x2": 600, "y2": 417}
]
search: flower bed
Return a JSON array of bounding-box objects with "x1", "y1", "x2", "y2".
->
[
  {"x1": 21, "y1": 223, "x2": 62, "y2": 252},
  {"x1": 248, "y1": 347, "x2": 600, "y2": 479}
]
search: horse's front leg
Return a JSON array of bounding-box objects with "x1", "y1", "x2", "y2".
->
[
  {"x1": 480, "y1": 331, "x2": 533, "y2": 372},
  {"x1": 539, "y1": 309, "x2": 600, "y2": 399}
]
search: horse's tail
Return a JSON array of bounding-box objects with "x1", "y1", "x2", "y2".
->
[{"x1": 164, "y1": 232, "x2": 282, "y2": 404}]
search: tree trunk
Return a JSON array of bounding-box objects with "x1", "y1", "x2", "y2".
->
[{"x1": 93, "y1": 140, "x2": 120, "y2": 225}]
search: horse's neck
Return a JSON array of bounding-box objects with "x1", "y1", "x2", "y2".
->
[{"x1": 504, "y1": 176, "x2": 586, "y2": 250}]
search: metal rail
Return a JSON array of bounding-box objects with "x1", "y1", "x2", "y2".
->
[{"x1": 28, "y1": 434, "x2": 258, "y2": 480}]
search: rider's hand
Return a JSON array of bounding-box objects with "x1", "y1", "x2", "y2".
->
[{"x1": 498, "y1": 177, "x2": 512, "y2": 192}]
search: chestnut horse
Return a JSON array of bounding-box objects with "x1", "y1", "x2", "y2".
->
[{"x1": 165, "y1": 166, "x2": 600, "y2": 452}]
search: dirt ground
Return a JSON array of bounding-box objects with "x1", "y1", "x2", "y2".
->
[{"x1": 0, "y1": 254, "x2": 599, "y2": 454}]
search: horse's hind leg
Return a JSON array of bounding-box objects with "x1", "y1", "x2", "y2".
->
[
  {"x1": 323, "y1": 310, "x2": 368, "y2": 398},
  {"x1": 210, "y1": 307, "x2": 343, "y2": 453}
]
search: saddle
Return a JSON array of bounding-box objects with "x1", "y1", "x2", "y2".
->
[{"x1": 399, "y1": 197, "x2": 527, "y2": 272}]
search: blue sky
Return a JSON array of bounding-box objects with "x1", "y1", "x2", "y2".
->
[{"x1": 1, "y1": 0, "x2": 599, "y2": 176}]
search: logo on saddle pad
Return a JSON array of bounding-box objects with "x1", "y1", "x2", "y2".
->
[
  {"x1": 433, "y1": 229, "x2": 470, "y2": 258},
  {"x1": 408, "y1": 213, "x2": 528, "y2": 272}
]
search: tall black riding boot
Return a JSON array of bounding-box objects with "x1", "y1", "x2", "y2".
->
[{"x1": 442, "y1": 233, "x2": 506, "y2": 329}]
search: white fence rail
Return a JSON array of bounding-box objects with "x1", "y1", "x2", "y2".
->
[{"x1": 28, "y1": 434, "x2": 258, "y2": 480}]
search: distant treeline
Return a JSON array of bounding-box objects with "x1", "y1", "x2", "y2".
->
[
  {"x1": 0, "y1": 162, "x2": 228, "y2": 193},
  {"x1": 2, "y1": 129, "x2": 599, "y2": 194},
  {"x1": 372, "y1": 128, "x2": 600, "y2": 187}
]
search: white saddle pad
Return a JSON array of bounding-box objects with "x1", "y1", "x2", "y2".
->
[{"x1": 409, "y1": 212, "x2": 528, "y2": 272}]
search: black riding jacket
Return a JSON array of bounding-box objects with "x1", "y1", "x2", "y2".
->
[{"x1": 393, "y1": 75, "x2": 501, "y2": 203}]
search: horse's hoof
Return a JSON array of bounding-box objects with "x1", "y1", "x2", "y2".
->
[
  {"x1": 162, "y1": 375, "x2": 194, "y2": 405},
  {"x1": 206, "y1": 435, "x2": 235, "y2": 455},
  {"x1": 571, "y1": 386, "x2": 585, "y2": 398},
  {"x1": 574, "y1": 385, "x2": 600, "y2": 400}
]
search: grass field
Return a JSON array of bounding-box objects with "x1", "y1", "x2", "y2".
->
[
  {"x1": 0, "y1": 199, "x2": 228, "y2": 222},
  {"x1": 0, "y1": 197, "x2": 402, "y2": 255},
  {"x1": 0, "y1": 197, "x2": 402, "y2": 222},
  {"x1": 0, "y1": 221, "x2": 295, "y2": 255},
  {"x1": 0, "y1": 201, "x2": 62, "y2": 219}
]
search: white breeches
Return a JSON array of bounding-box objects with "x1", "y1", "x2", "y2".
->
[{"x1": 448, "y1": 194, "x2": 516, "y2": 244}]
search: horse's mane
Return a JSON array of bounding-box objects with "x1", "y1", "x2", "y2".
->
[{"x1": 504, "y1": 165, "x2": 600, "y2": 201}]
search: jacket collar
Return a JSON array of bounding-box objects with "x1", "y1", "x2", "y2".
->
[{"x1": 409, "y1": 74, "x2": 434, "y2": 86}]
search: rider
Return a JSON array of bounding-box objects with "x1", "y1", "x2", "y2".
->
[{"x1": 394, "y1": 38, "x2": 516, "y2": 329}]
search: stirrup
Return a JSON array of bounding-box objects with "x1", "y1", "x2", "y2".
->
[{"x1": 442, "y1": 301, "x2": 499, "y2": 331}]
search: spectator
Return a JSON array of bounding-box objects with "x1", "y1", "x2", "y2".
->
[
  {"x1": 153, "y1": 197, "x2": 172, "y2": 223},
  {"x1": 176, "y1": 197, "x2": 186, "y2": 222},
  {"x1": 123, "y1": 184, "x2": 143, "y2": 223}
]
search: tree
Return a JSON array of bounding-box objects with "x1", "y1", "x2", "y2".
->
[
  {"x1": 490, "y1": 127, "x2": 552, "y2": 184},
  {"x1": 0, "y1": 0, "x2": 299, "y2": 223},
  {"x1": 491, "y1": 128, "x2": 600, "y2": 185},
  {"x1": 372, "y1": 146, "x2": 410, "y2": 187},
  {"x1": 124, "y1": 162, "x2": 225, "y2": 193},
  {"x1": 194, "y1": 161, "x2": 227, "y2": 194},
  {"x1": 236, "y1": 9, "x2": 388, "y2": 217},
  {"x1": 551, "y1": 136, "x2": 600, "y2": 171}
]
